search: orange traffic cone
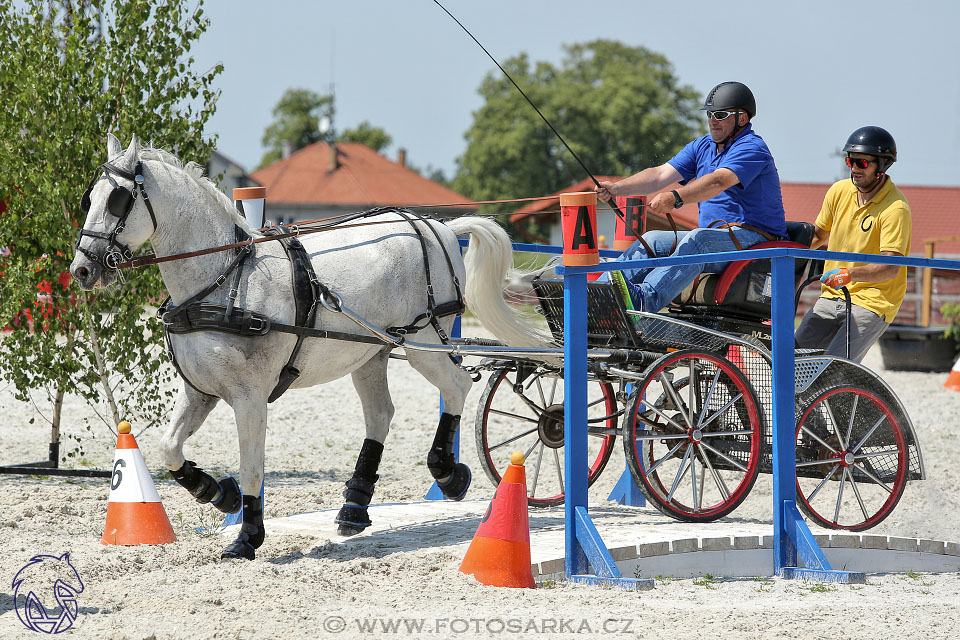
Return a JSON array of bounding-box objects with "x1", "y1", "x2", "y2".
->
[
  {"x1": 945, "y1": 355, "x2": 960, "y2": 392},
  {"x1": 101, "y1": 421, "x2": 176, "y2": 545},
  {"x1": 459, "y1": 451, "x2": 535, "y2": 588}
]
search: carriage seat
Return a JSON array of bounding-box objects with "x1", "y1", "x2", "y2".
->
[{"x1": 671, "y1": 221, "x2": 818, "y2": 319}]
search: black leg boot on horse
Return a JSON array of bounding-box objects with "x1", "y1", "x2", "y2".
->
[
  {"x1": 336, "y1": 438, "x2": 384, "y2": 536},
  {"x1": 221, "y1": 495, "x2": 265, "y2": 561},
  {"x1": 428, "y1": 412, "x2": 471, "y2": 500},
  {"x1": 170, "y1": 460, "x2": 242, "y2": 514}
]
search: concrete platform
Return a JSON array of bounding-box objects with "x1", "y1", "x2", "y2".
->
[{"x1": 225, "y1": 500, "x2": 960, "y2": 580}]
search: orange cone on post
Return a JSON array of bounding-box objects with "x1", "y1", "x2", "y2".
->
[
  {"x1": 945, "y1": 355, "x2": 960, "y2": 392},
  {"x1": 614, "y1": 196, "x2": 646, "y2": 251},
  {"x1": 459, "y1": 451, "x2": 535, "y2": 589},
  {"x1": 101, "y1": 421, "x2": 176, "y2": 546},
  {"x1": 560, "y1": 191, "x2": 600, "y2": 281}
]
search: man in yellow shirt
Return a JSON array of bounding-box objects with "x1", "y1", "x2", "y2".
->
[{"x1": 795, "y1": 126, "x2": 911, "y2": 362}]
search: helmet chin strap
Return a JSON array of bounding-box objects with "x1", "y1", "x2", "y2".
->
[
  {"x1": 851, "y1": 170, "x2": 886, "y2": 195},
  {"x1": 718, "y1": 111, "x2": 747, "y2": 148}
]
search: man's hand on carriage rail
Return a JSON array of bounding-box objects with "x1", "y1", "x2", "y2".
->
[{"x1": 821, "y1": 268, "x2": 852, "y2": 288}]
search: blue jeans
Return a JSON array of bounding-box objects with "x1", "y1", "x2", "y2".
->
[{"x1": 621, "y1": 227, "x2": 769, "y2": 311}]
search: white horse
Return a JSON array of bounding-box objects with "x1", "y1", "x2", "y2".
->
[{"x1": 70, "y1": 135, "x2": 549, "y2": 560}]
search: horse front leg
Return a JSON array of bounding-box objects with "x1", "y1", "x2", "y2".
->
[
  {"x1": 407, "y1": 351, "x2": 473, "y2": 501},
  {"x1": 221, "y1": 393, "x2": 268, "y2": 561},
  {"x1": 336, "y1": 352, "x2": 394, "y2": 536},
  {"x1": 162, "y1": 386, "x2": 242, "y2": 515}
]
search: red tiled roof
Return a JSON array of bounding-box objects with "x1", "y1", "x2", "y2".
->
[
  {"x1": 513, "y1": 177, "x2": 960, "y2": 256},
  {"x1": 250, "y1": 141, "x2": 475, "y2": 209},
  {"x1": 781, "y1": 182, "x2": 960, "y2": 255}
]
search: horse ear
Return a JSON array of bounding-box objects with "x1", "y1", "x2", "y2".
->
[
  {"x1": 122, "y1": 135, "x2": 139, "y2": 164},
  {"x1": 107, "y1": 133, "x2": 122, "y2": 159}
]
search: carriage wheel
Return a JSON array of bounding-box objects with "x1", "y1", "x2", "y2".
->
[
  {"x1": 795, "y1": 386, "x2": 907, "y2": 530},
  {"x1": 475, "y1": 365, "x2": 618, "y2": 507},
  {"x1": 622, "y1": 350, "x2": 763, "y2": 522}
]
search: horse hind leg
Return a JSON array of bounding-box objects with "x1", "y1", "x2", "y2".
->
[
  {"x1": 161, "y1": 387, "x2": 242, "y2": 515},
  {"x1": 336, "y1": 351, "x2": 393, "y2": 536},
  {"x1": 407, "y1": 349, "x2": 473, "y2": 501}
]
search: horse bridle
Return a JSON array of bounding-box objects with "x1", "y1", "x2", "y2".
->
[{"x1": 75, "y1": 160, "x2": 158, "y2": 270}]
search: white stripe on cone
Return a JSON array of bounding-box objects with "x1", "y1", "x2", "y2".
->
[{"x1": 108, "y1": 448, "x2": 162, "y2": 503}]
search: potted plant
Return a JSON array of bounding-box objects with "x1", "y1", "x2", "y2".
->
[{"x1": 878, "y1": 304, "x2": 960, "y2": 372}]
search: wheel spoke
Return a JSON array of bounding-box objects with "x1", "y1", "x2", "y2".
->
[
  {"x1": 553, "y1": 447, "x2": 563, "y2": 489},
  {"x1": 822, "y1": 397, "x2": 843, "y2": 449},
  {"x1": 701, "y1": 446, "x2": 730, "y2": 501},
  {"x1": 847, "y1": 470, "x2": 870, "y2": 521},
  {"x1": 800, "y1": 424, "x2": 841, "y2": 453},
  {"x1": 646, "y1": 441, "x2": 687, "y2": 475},
  {"x1": 522, "y1": 438, "x2": 540, "y2": 460},
  {"x1": 833, "y1": 467, "x2": 848, "y2": 524},
  {"x1": 698, "y1": 392, "x2": 745, "y2": 430},
  {"x1": 640, "y1": 402, "x2": 687, "y2": 433},
  {"x1": 690, "y1": 451, "x2": 701, "y2": 512},
  {"x1": 660, "y1": 372, "x2": 693, "y2": 430},
  {"x1": 488, "y1": 408, "x2": 538, "y2": 424},
  {"x1": 666, "y1": 446, "x2": 693, "y2": 503},
  {"x1": 850, "y1": 414, "x2": 888, "y2": 453},
  {"x1": 699, "y1": 440, "x2": 749, "y2": 473},
  {"x1": 488, "y1": 427, "x2": 539, "y2": 451},
  {"x1": 843, "y1": 394, "x2": 859, "y2": 451},
  {"x1": 633, "y1": 432, "x2": 690, "y2": 441},
  {"x1": 854, "y1": 448, "x2": 901, "y2": 460},
  {"x1": 806, "y1": 463, "x2": 840, "y2": 501},
  {"x1": 694, "y1": 369, "x2": 722, "y2": 429},
  {"x1": 849, "y1": 461, "x2": 894, "y2": 494},
  {"x1": 700, "y1": 429, "x2": 754, "y2": 438},
  {"x1": 527, "y1": 442, "x2": 544, "y2": 498}
]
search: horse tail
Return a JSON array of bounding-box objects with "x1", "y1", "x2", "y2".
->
[{"x1": 446, "y1": 216, "x2": 553, "y2": 348}]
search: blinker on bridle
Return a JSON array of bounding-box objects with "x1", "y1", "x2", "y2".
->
[{"x1": 75, "y1": 160, "x2": 158, "y2": 270}]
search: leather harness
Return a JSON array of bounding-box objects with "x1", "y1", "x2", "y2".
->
[{"x1": 158, "y1": 208, "x2": 464, "y2": 403}]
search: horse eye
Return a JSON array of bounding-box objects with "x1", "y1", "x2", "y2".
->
[{"x1": 80, "y1": 188, "x2": 92, "y2": 214}]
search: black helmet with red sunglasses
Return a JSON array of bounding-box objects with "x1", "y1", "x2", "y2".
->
[{"x1": 843, "y1": 126, "x2": 897, "y2": 173}]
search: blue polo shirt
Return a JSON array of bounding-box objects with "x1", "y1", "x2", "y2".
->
[{"x1": 668, "y1": 124, "x2": 787, "y2": 237}]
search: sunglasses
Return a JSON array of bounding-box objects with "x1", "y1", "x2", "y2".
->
[
  {"x1": 845, "y1": 157, "x2": 876, "y2": 170},
  {"x1": 80, "y1": 171, "x2": 134, "y2": 218},
  {"x1": 707, "y1": 110, "x2": 739, "y2": 121}
]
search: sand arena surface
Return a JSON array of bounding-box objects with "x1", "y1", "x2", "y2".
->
[{"x1": 2, "y1": 337, "x2": 960, "y2": 639}]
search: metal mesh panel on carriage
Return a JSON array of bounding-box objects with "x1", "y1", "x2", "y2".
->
[
  {"x1": 531, "y1": 278, "x2": 639, "y2": 348},
  {"x1": 793, "y1": 358, "x2": 922, "y2": 483}
]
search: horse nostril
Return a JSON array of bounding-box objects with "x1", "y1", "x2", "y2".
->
[{"x1": 76, "y1": 266, "x2": 89, "y2": 279}]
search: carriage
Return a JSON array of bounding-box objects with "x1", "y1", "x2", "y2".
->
[
  {"x1": 469, "y1": 221, "x2": 923, "y2": 532},
  {"x1": 71, "y1": 136, "x2": 921, "y2": 561}
]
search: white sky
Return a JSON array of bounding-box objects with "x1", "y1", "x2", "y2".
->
[{"x1": 191, "y1": 0, "x2": 960, "y2": 188}]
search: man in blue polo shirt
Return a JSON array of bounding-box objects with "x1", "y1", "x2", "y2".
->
[{"x1": 596, "y1": 81, "x2": 787, "y2": 311}]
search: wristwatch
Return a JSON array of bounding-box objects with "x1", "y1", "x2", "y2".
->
[{"x1": 670, "y1": 190, "x2": 684, "y2": 209}]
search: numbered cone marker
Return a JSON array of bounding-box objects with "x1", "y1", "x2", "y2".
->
[
  {"x1": 559, "y1": 191, "x2": 599, "y2": 268},
  {"x1": 233, "y1": 186, "x2": 267, "y2": 229},
  {"x1": 614, "y1": 196, "x2": 646, "y2": 251},
  {"x1": 101, "y1": 421, "x2": 176, "y2": 546},
  {"x1": 459, "y1": 451, "x2": 535, "y2": 588}
]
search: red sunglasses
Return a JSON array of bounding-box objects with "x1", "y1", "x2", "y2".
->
[{"x1": 845, "y1": 157, "x2": 876, "y2": 169}]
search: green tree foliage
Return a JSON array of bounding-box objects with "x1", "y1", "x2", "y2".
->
[
  {"x1": 339, "y1": 120, "x2": 392, "y2": 153},
  {"x1": 0, "y1": 0, "x2": 220, "y2": 449},
  {"x1": 259, "y1": 88, "x2": 334, "y2": 167},
  {"x1": 453, "y1": 40, "x2": 704, "y2": 215}
]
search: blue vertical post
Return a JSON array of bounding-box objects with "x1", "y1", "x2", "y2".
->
[
  {"x1": 770, "y1": 256, "x2": 798, "y2": 570},
  {"x1": 771, "y1": 253, "x2": 863, "y2": 582},
  {"x1": 563, "y1": 272, "x2": 590, "y2": 576}
]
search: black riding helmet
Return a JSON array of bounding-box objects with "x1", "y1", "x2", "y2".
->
[
  {"x1": 700, "y1": 81, "x2": 757, "y2": 119},
  {"x1": 843, "y1": 126, "x2": 897, "y2": 174}
]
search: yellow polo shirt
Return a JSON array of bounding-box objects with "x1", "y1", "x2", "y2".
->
[{"x1": 816, "y1": 178, "x2": 911, "y2": 323}]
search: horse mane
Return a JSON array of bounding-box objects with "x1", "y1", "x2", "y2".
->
[{"x1": 137, "y1": 146, "x2": 260, "y2": 236}]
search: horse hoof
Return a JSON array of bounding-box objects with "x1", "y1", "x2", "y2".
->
[
  {"x1": 211, "y1": 476, "x2": 242, "y2": 514},
  {"x1": 335, "y1": 504, "x2": 371, "y2": 536},
  {"x1": 438, "y1": 463, "x2": 471, "y2": 501},
  {"x1": 221, "y1": 540, "x2": 256, "y2": 561}
]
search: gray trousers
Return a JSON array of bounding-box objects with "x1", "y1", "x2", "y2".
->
[{"x1": 795, "y1": 297, "x2": 890, "y2": 363}]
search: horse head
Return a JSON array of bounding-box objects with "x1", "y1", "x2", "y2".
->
[{"x1": 70, "y1": 133, "x2": 158, "y2": 290}]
